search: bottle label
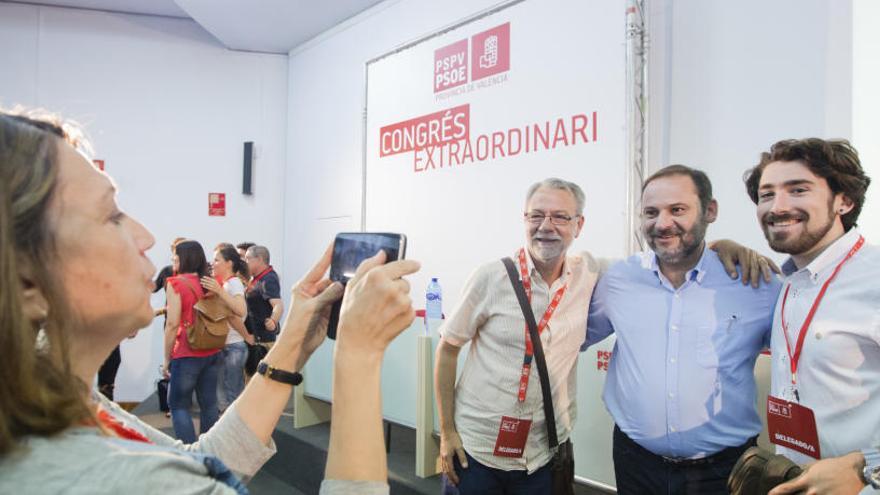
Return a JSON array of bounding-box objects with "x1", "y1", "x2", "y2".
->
[{"x1": 427, "y1": 293, "x2": 441, "y2": 301}]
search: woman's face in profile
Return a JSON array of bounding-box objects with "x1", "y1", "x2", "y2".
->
[
  {"x1": 212, "y1": 250, "x2": 231, "y2": 278},
  {"x1": 50, "y1": 140, "x2": 157, "y2": 337}
]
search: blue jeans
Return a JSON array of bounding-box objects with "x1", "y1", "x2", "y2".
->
[
  {"x1": 217, "y1": 342, "x2": 248, "y2": 410},
  {"x1": 169, "y1": 353, "x2": 221, "y2": 443},
  {"x1": 450, "y1": 450, "x2": 552, "y2": 495}
]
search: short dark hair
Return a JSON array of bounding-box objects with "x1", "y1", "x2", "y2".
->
[
  {"x1": 175, "y1": 240, "x2": 209, "y2": 277},
  {"x1": 744, "y1": 138, "x2": 871, "y2": 231},
  {"x1": 236, "y1": 242, "x2": 255, "y2": 252},
  {"x1": 642, "y1": 164, "x2": 713, "y2": 213},
  {"x1": 247, "y1": 245, "x2": 270, "y2": 264}
]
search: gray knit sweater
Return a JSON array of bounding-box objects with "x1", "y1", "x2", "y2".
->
[{"x1": 0, "y1": 394, "x2": 388, "y2": 494}]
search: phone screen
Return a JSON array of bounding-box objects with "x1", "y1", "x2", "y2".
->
[
  {"x1": 327, "y1": 232, "x2": 406, "y2": 340},
  {"x1": 330, "y1": 233, "x2": 405, "y2": 283}
]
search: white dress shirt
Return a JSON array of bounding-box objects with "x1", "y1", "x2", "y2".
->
[{"x1": 770, "y1": 228, "x2": 880, "y2": 467}]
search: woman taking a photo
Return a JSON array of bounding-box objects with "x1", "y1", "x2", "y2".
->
[{"x1": 0, "y1": 109, "x2": 420, "y2": 494}]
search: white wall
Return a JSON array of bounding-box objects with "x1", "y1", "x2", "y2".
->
[
  {"x1": 651, "y1": 0, "x2": 860, "y2": 260},
  {"x1": 853, "y1": 0, "x2": 880, "y2": 241},
  {"x1": 284, "y1": 0, "x2": 509, "y2": 276},
  {"x1": 284, "y1": 0, "x2": 869, "y2": 488},
  {"x1": 0, "y1": 3, "x2": 289, "y2": 402},
  {"x1": 283, "y1": 0, "x2": 512, "y2": 411}
]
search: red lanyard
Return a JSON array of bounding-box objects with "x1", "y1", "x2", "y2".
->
[
  {"x1": 780, "y1": 235, "x2": 864, "y2": 387},
  {"x1": 516, "y1": 248, "x2": 568, "y2": 402},
  {"x1": 247, "y1": 266, "x2": 273, "y2": 291},
  {"x1": 96, "y1": 408, "x2": 151, "y2": 444}
]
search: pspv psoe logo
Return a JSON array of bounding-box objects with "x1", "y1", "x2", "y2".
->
[
  {"x1": 471, "y1": 22, "x2": 510, "y2": 82},
  {"x1": 433, "y1": 22, "x2": 511, "y2": 93},
  {"x1": 768, "y1": 401, "x2": 792, "y2": 418}
]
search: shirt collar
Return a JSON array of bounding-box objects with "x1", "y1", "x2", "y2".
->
[
  {"x1": 781, "y1": 228, "x2": 862, "y2": 280},
  {"x1": 641, "y1": 244, "x2": 710, "y2": 285}
]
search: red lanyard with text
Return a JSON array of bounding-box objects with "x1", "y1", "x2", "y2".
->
[
  {"x1": 247, "y1": 266, "x2": 273, "y2": 291},
  {"x1": 516, "y1": 248, "x2": 568, "y2": 402},
  {"x1": 780, "y1": 235, "x2": 864, "y2": 390}
]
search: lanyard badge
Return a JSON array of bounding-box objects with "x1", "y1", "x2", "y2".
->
[
  {"x1": 767, "y1": 395, "x2": 821, "y2": 459},
  {"x1": 493, "y1": 415, "x2": 533, "y2": 458},
  {"x1": 515, "y1": 248, "x2": 568, "y2": 402}
]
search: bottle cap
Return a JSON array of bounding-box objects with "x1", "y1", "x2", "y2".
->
[{"x1": 431, "y1": 277, "x2": 438, "y2": 282}]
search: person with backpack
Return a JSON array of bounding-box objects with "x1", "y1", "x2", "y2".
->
[{"x1": 164, "y1": 240, "x2": 223, "y2": 443}]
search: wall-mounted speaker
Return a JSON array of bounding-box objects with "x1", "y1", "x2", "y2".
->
[{"x1": 242, "y1": 141, "x2": 254, "y2": 195}]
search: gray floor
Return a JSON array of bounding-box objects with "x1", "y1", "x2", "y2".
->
[
  {"x1": 134, "y1": 395, "x2": 304, "y2": 494},
  {"x1": 134, "y1": 394, "x2": 609, "y2": 494}
]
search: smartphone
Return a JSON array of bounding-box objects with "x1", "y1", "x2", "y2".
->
[{"x1": 327, "y1": 232, "x2": 407, "y2": 339}]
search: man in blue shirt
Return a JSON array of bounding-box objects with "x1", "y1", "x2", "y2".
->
[{"x1": 586, "y1": 165, "x2": 781, "y2": 494}]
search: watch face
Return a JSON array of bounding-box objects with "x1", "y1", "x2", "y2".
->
[{"x1": 867, "y1": 465, "x2": 880, "y2": 488}]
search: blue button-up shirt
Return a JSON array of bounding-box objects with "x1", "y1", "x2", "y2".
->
[{"x1": 586, "y1": 248, "x2": 781, "y2": 458}]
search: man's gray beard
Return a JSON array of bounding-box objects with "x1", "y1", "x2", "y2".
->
[{"x1": 530, "y1": 242, "x2": 564, "y2": 263}]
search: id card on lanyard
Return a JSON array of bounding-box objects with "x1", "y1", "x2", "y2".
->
[
  {"x1": 767, "y1": 235, "x2": 864, "y2": 459},
  {"x1": 493, "y1": 248, "x2": 567, "y2": 459}
]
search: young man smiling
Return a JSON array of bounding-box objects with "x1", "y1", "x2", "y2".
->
[{"x1": 743, "y1": 139, "x2": 880, "y2": 494}]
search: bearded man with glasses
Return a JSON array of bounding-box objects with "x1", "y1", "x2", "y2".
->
[{"x1": 435, "y1": 177, "x2": 597, "y2": 494}]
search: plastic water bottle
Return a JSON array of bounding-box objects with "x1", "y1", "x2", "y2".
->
[{"x1": 425, "y1": 278, "x2": 443, "y2": 334}]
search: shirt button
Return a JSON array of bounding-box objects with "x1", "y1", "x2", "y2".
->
[
  {"x1": 670, "y1": 426, "x2": 677, "y2": 432},
  {"x1": 671, "y1": 325, "x2": 679, "y2": 331},
  {"x1": 670, "y1": 358, "x2": 676, "y2": 364},
  {"x1": 668, "y1": 392, "x2": 675, "y2": 398},
  {"x1": 674, "y1": 293, "x2": 681, "y2": 299}
]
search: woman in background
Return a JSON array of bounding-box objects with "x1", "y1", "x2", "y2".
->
[
  {"x1": 164, "y1": 240, "x2": 222, "y2": 443},
  {"x1": 204, "y1": 245, "x2": 253, "y2": 413}
]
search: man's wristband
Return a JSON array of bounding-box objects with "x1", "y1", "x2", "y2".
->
[{"x1": 256, "y1": 361, "x2": 303, "y2": 386}]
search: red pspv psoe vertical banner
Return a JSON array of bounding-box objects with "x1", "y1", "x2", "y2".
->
[{"x1": 208, "y1": 193, "x2": 226, "y2": 217}]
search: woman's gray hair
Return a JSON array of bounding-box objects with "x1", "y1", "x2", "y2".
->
[{"x1": 525, "y1": 178, "x2": 585, "y2": 215}]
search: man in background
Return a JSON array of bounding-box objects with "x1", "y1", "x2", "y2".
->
[
  {"x1": 244, "y1": 245, "x2": 283, "y2": 347},
  {"x1": 236, "y1": 242, "x2": 255, "y2": 268}
]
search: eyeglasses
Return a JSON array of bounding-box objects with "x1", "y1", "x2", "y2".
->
[{"x1": 524, "y1": 211, "x2": 579, "y2": 225}]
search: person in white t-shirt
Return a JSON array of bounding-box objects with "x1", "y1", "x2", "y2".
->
[
  {"x1": 202, "y1": 245, "x2": 253, "y2": 413},
  {"x1": 743, "y1": 138, "x2": 880, "y2": 494}
]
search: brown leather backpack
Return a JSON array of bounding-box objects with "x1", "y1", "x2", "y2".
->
[{"x1": 179, "y1": 277, "x2": 231, "y2": 350}]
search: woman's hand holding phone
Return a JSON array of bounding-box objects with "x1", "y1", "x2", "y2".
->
[{"x1": 337, "y1": 250, "x2": 420, "y2": 358}]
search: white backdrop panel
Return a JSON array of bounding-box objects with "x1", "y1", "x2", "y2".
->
[{"x1": 362, "y1": 0, "x2": 626, "y2": 488}]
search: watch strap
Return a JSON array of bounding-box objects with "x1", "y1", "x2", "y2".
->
[
  {"x1": 862, "y1": 447, "x2": 880, "y2": 489},
  {"x1": 257, "y1": 360, "x2": 303, "y2": 386}
]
